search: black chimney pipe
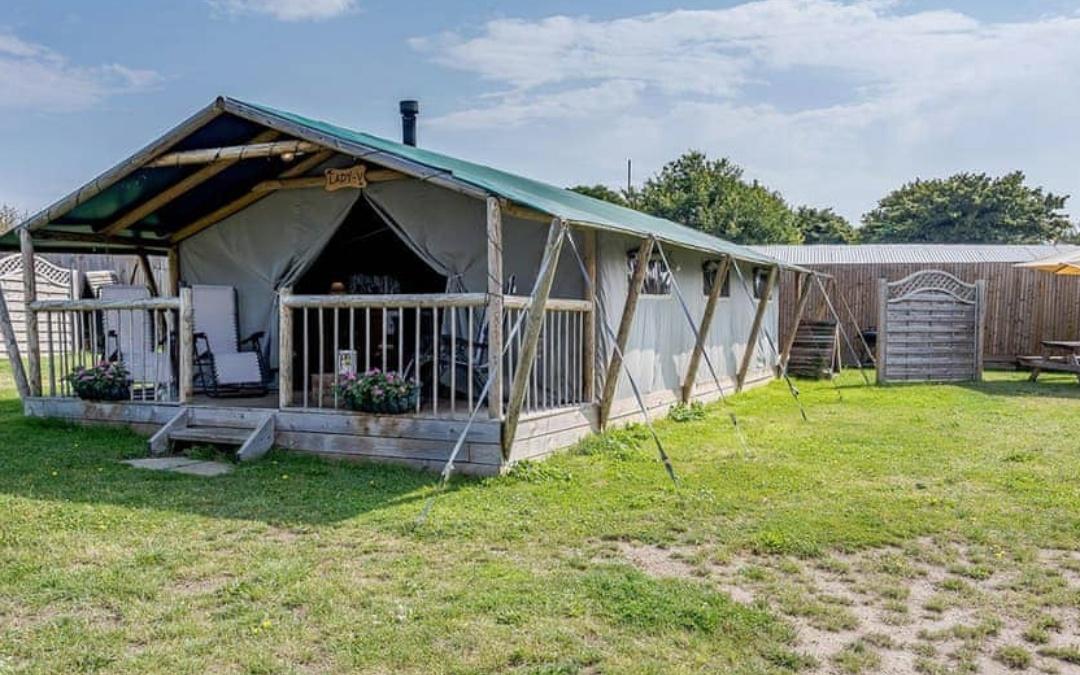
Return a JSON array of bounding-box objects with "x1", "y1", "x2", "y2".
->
[{"x1": 400, "y1": 100, "x2": 419, "y2": 146}]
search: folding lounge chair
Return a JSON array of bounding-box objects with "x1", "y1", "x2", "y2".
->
[
  {"x1": 191, "y1": 285, "x2": 268, "y2": 397},
  {"x1": 100, "y1": 284, "x2": 173, "y2": 398}
]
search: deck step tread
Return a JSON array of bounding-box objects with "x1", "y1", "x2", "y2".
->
[{"x1": 169, "y1": 425, "x2": 255, "y2": 445}]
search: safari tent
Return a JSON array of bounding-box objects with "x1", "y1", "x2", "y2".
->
[{"x1": 0, "y1": 96, "x2": 799, "y2": 474}]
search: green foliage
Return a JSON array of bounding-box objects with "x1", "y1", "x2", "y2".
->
[
  {"x1": 669, "y1": 401, "x2": 706, "y2": 423},
  {"x1": 573, "y1": 424, "x2": 649, "y2": 460},
  {"x1": 569, "y1": 184, "x2": 629, "y2": 207},
  {"x1": 861, "y1": 171, "x2": 1074, "y2": 243},
  {"x1": 633, "y1": 151, "x2": 802, "y2": 244},
  {"x1": 994, "y1": 645, "x2": 1033, "y2": 670},
  {"x1": 795, "y1": 206, "x2": 858, "y2": 244}
]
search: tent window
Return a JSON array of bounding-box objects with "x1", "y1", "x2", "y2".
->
[
  {"x1": 752, "y1": 267, "x2": 772, "y2": 300},
  {"x1": 703, "y1": 260, "x2": 730, "y2": 297},
  {"x1": 628, "y1": 249, "x2": 672, "y2": 295}
]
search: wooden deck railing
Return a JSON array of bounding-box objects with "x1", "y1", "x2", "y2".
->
[
  {"x1": 279, "y1": 292, "x2": 592, "y2": 418},
  {"x1": 27, "y1": 293, "x2": 189, "y2": 403}
]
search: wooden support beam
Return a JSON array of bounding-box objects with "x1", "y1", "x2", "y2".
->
[
  {"x1": 137, "y1": 251, "x2": 160, "y2": 297},
  {"x1": 581, "y1": 228, "x2": 598, "y2": 402},
  {"x1": 486, "y1": 197, "x2": 504, "y2": 420},
  {"x1": 170, "y1": 150, "x2": 333, "y2": 244},
  {"x1": 250, "y1": 167, "x2": 405, "y2": 193},
  {"x1": 598, "y1": 237, "x2": 654, "y2": 428},
  {"x1": 30, "y1": 228, "x2": 168, "y2": 249},
  {"x1": 146, "y1": 140, "x2": 322, "y2": 168},
  {"x1": 681, "y1": 255, "x2": 731, "y2": 403},
  {"x1": 736, "y1": 265, "x2": 778, "y2": 392},
  {"x1": 0, "y1": 283, "x2": 29, "y2": 399},
  {"x1": 778, "y1": 271, "x2": 813, "y2": 375},
  {"x1": 166, "y1": 247, "x2": 180, "y2": 296},
  {"x1": 178, "y1": 287, "x2": 194, "y2": 403},
  {"x1": 502, "y1": 219, "x2": 567, "y2": 455},
  {"x1": 101, "y1": 130, "x2": 281, "y2": 237},
  {"x1": 279, "y1": 287, "x2": 293, "y2": 409},
  {"x1": 19, "y1": 228, "x2": 41, "y2": 397}
]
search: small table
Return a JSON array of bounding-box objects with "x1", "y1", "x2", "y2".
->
[{"x1": 1041, "y1": 340, "x2": 1080, "y2": 355}]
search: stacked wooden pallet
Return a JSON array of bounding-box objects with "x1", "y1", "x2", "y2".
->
[{"x1": 786, "y1": 320, "x2": 839, "y2": 379}]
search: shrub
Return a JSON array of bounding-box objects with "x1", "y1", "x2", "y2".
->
[{"x1": 66, "y1": 361, "x2": 130, "y2": 401}]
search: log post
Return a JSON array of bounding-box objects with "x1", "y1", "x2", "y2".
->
[
  {"x1": 581, "y1": 228, "x2": 598, "y2": 402},
  {"x1": 19, "y1": 228, "x2": 41, "y2": 397},
  {"x1": 736, "y1": 265, "x2": 778, "y2": 392},
  {"x1": 876, "y1": 278, "x2": 888, "y2": 384},
  {"x1": 598, "y1": 237, "x2": 654, "y2": 428},
  {"x1": 778, "y1": 271, "x2": 813, "y2": 375},
  {"x1": 0, "y1": 286, "x2": 30, "y2": 399},
  {"x1": 167, "y1": 247, "x2": 180, "y2": 297},
  {"x1": 974, "y1": 279, "x2": 987, "y2": 381},
  {"x1": 279, "y1": 287, "x2": 293, "y2": 408},
  {"x1": 681, "y1": 255, "x2": 731, "y2": 403},
  {"x1": 178, "y1": 286, "x2": 194, "y2": 403},
  {"x1": 502, "y1": 220, "x2": 567, "y2": 455},
  {"x1": 137, "y1": 251, "x2": 160, "y2": 297},
  {"x1": 486, "y1": 197, "x2": 504, "y2": 419}
]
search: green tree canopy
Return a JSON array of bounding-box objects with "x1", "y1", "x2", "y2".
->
[
  {"x1": 632, "y1": 151, "x2": 802, "y2": 245},
  {"x1": 861, "y1": 172, "x2": 1073, "y2": 244},
  {"x1": 569, "y1": 184, "x2": 628, "y2": 207},
  {"x1": 794, "y1": 206, "x2": 857, "y2": 244}
]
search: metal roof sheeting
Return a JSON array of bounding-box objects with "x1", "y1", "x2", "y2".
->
[{"x1": 749, "y1": 244, "x2": 1080, "y2": 266}]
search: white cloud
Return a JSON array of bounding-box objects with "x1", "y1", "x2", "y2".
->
[
  {"x1": 411, "y1": 1, "x2": 1080, "y2": 222},
  {"x1": 0, "y1": 30, "x2": 161, "y2": 111},
  {"x1": 209, "y1": 0, "x2": 355, "y2": 21}
]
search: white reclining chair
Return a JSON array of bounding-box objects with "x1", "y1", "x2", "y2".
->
[
  {"x1": 100, "y1": 284, "x2": 173, "y2": 398},
  {"x1": 191, "y1": 285, "x2": 268, "y2": 397}
]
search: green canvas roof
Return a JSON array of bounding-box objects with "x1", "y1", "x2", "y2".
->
[{"x1": 3, "y1": 96, "x2": 796, "y2": 269}]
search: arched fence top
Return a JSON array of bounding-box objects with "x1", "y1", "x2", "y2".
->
[
  {"x1": 0, "y1": 253, "x2": 75, "y2": 288},
  {"x1": 886, "y1": 269, "x2": 977, "y2": 305}
]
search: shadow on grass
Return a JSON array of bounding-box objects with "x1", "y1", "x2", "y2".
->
[
  {"x1": 0, "y1": 399, "x2": 462, "y2": 527},
  {"x1": 959, "y1": 373, "x2": 1080, "y2": 401}
]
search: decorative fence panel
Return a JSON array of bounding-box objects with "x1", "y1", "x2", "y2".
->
[{"x1": 877, "y1": 270, "x2": 985, "y2": 383}]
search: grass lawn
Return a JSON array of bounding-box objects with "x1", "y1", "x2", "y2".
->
[{"x1": 1, "y1": 360, "x2": 1079, "y2": 673}]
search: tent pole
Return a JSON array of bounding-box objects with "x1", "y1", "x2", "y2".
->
[
  {"x1": 779, "y1": 271, "x2": 813, "y2": 375},
  {"x1": 681, "y1": 255, "x2": 730, "y2": 403},
  {"x1": 502, "y1": 220, "x2": 567, "y2": 454},
  {"x1": 581, "y1": 228, "x2": 597, "y2": 402},
  {"x1": 736, "y1": 265, "x2": 778, "y2": 392},
  {"x1": 486, "y1": 197, "x2": 504, "y2": 419},
  {"x1": 599, "y1": 237, "x2": 654, "y2": 428},
  {"x1": 0, "y1": 284, "x2": 29, "y2": 399},
  {"x1": 19, "y1": 228, "x2": 42, "y2": 397}
]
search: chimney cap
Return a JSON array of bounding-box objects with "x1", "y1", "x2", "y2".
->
[{"x1": 399, "y1": 99, "x2": 419, "y2": 116}]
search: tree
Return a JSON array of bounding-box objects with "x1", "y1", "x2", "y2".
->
[
  {"x1": 794, "y1": 206, "x2": 857, "y2": 244},
  {"x1": 0, "y1": 204, "x2": 20, "y2": 232},
  {"x1": 632, "y1": 151, "x2": 802, "y2": 244},
  {"x1": 861, "y1": 172, "x2": 1073, "y2": 244},
  {"x1": 569, "y1": 184, "x2": 628, "y2": 207}
]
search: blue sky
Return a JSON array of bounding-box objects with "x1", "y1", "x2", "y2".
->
[{"x1": 3, "y1": 0, "x2": 1080, "y2": 224}]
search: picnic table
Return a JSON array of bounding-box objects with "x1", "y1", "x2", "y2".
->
[{"x1": 1017, "y1": 341, "x2": 1080, "y2": 382}]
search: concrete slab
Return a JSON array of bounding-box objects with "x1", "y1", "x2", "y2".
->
[{"x1": 123, "y1": 457, "x2": 234, "y2": 476}]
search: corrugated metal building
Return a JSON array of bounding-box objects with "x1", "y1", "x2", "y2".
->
[{"x1": 750, "y1": 244, "x2": 1080, "y2": 368}]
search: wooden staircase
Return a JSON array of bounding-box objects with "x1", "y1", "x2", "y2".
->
[
  {"x1": 148, "y1": 408, "x2": 276, "y2": 462},
  {"x1": 785, "y1": 320, "x2": 841, "y2": 379}
]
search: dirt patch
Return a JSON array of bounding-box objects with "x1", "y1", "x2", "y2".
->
[{"x1": 617, "y1": 539, "x2": 1080, "y2": 673}]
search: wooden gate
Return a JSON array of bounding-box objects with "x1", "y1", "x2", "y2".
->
[{"x1": 877, "y1": 270, "x2": 986, "y2": 383}]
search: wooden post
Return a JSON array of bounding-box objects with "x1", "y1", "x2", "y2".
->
[
  {"x1": 681, "y1": 255, "x2": 731, "y2": 403},
  {"x1": 167, "y1": 247, "x2": 180, "y2": 297},
  {"x1": 876, "y1": 278, "x2": 888, "y2": 384},
  {"x1": 974, "y1": 279, "x2": 987, "y2": 381},
  {"x1": 736, "y1": 265, "x2": 778, "y2": 392},
  {"x1": 486, "y1": 197, "x2": 504, "y2": 419},
  {"x1": 19, "y1": 228, "x2": 41, "y2": 397},
  {"x1": 0, "y1": 286, "x2": 29, "y2": 399},
  {"x1": 178, "y1": 286, "x2": 194, "y2": 403},
  {"x1": 137, "y1": 251, "x2": 160, "y2": 297},
  {"x1": 502, "y1": 220, "x2": 566, "y2": 455},
  {"x1": 279, "y1": 287, "x2": 293, "y2": 408},
  {"x1": 778, "y1": 271, "x2": 813, "y2": 375},
  {"x1": 581, "y1": 228, "x2": 598, "y2": 402},
  {"x1": 598, "y1": 237, "x2": 654, "y2": 428}
]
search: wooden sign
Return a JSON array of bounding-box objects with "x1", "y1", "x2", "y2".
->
[{"x1": 325, "y1": 165, "x2": 367, "y2": 191}]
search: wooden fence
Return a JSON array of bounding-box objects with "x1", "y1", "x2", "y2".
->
[{"x1": 776, "y1": 262, "x2": 1080, "y2": 368}]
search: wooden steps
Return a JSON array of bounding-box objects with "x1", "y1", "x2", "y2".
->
[
  {"x1": 148, "y1": 408, "x2": 276, "y2": 462},
  {"x1": 786, "y1": 320, "x2": 840, "y2": 379}
]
